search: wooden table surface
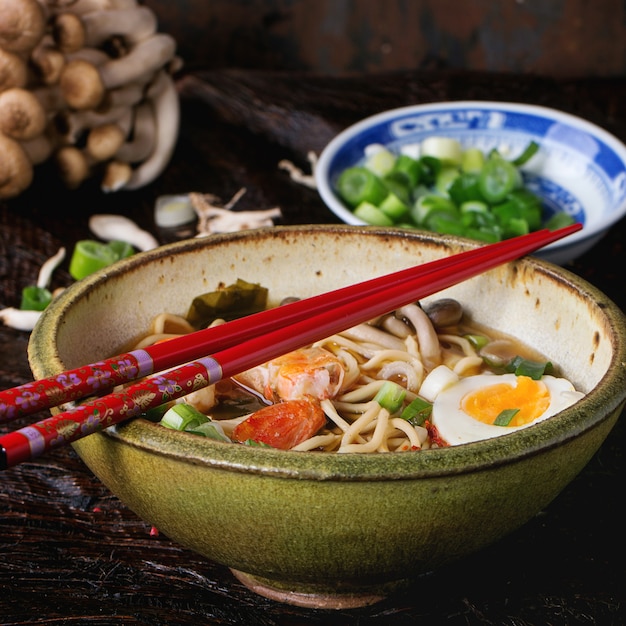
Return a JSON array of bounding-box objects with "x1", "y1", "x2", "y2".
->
[{"x1": 1, "y1": 69, "x2": 624, "y2": 625}]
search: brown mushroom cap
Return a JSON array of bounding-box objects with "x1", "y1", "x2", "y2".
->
[
  {"x1": 0, "y1": 134, "x2": 34, "y2": 199},
  {"x1": 55, "y1": 145, "x2": 90, "y2": 189},
  {"x1": 59, "y1": 58, "x2": 106, "y2": 110},
  {"x1": 0, "y1": 0, "x2": 46, "y2": 53},
  {"x1": 0, "y1": 48, "x2": 28, "y2": 91},
  {"x1": 0, "y1": 87, "x2": 47, "y2": 141}
]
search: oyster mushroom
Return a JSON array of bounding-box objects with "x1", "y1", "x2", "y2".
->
[
  {"x1": 124, "y1": 71, "x2": 178, "y2": 189},
  {"x1": 59, "y1": 33, "x2": 177, "y2": 110}
]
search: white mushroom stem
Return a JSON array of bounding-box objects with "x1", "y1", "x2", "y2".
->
[
  {"x1": 57, "y1": 103, "x2": 131, "y2": 143},
  {"x1": 124, "y1": 71, "x2": 179, "y2": 189},
  {"x1": 37, "y1": 247, "x2": 66, "y2": 288},
  {"x1": 396, "y1": 304, "x2": 442, "y2": 369},
  {"x1": 65, "y1": 45, "x2": 109, "y2": 66},
  {"x1": 81, "y1": 6, "x2": 158, "y2": 47},
  {"x1": 278, "y1": 151, "x2": 319, "y2": 189},
  {"x1": 0, "y1": 308, "x2": 42, "y2": 331},
  {"x1": 54, "y1": 0, "x2": 138, "y2": 16},
  {"x1": 59, "y1": 33, "x2": 177, "y2": 109},
  {"x1": 97, "y1": 81, "x2": 145, "y2": 113},
  {"x1": 0, "y1": 87, "x2": 48, "y2": 141},
  {"x1": 0, "y1": 0, "x2": 46, "y2": 53},
  {"x1": 89, "y1": 214, "x2": 159, "y2": 250},
  {"x1": 115, "y1": 100, "x2": 155, "y2": 163},
  {"x1": 0, "y1": 133, "x2": 34, "y2": 199},
  {"x1": 0, "y1": 48, "x2": 28, "y2": 91}
]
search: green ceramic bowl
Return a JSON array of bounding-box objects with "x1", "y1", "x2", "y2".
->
[{"x1": 28, "y1": 225, "x2": 626, "y2": 609}]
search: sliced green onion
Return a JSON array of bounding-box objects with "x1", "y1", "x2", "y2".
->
[
  {"x1": 68, "y1": 240, "x2": 119, "y2": 280},
  {"x1": 155, "y1": 194, "x2": 196, "y2": 227},
  {"x1": 242, "y1": 439, "x2": 273, "y2": 447},
  {"x1": 545, "y1": 212, "x2": 577, "y2": 231},
  {"x1": 160, "y1": 403, "x2": 209, "y2": 431},
  {"x1": 20, "y1": 285, "x2": 52, "y2": 311},
  {"x1": 379, "y1": 192, "x2": 410, "y2": 220},
  {"x1": 354, "y1": 201, "x2": 395, "y2": 226},
  {"x1": 107, "y1": 240, "x2": 135, "y2": 260},
  {"x1": 187, "y1": 420, "x2": 231, "y2": 442},
  {"x1": 364, "y1": 147, "x2": 396, "y2": 177},
  {"x1": 435, "y1": 166, "x2": 460, "y2": 195},
  {"x1": 337, "y1": 166, "x2": 389, "y2": 208},
  {"x1": 493, "y1": 408, "x2": 519, "y2": 426},
  {"x1": 420, "y1": 136, "x2": 462, "y2": 166},
  {"x1": 374, "y1": 381, "x2": 406, "y2": 413},
  {"x1": 464, "y1": 334, "x2": 489, "y2": 350},
  {"x1": 461, "y1": 147, "x2": 485, "y2": 173},
  {"x1": 391, "y1": 154, "x2": 422, "y2": 187},
  {"x1": 478, "y1": 157, "x2": 521, "y2": 204},
  {"x1": 511, "y1": 140, "x2": 539, "y2": 166},
  {"x1": 505, "y1": 356, "x2": 553, "y2": 380},
  {"x1": 400, "y1": 397, "x2": 432, "y2": 426}
]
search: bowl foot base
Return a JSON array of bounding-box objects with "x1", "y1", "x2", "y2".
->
[{"x1": 230, "y1": 568, "x2": 408, "y2": 609}]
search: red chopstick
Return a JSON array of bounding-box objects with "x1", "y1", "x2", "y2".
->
[
  {"x1": 0, "y1": 223, "x2": 580, "y2": 468},
  {"x1": 0, "y1": 224, "x2": 579, "y2": 426},
  {"x1": 0, "y1": 222, "x2": 578, "y2": 423}
]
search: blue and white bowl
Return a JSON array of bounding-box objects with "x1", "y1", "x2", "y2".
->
[{"x1": 315, "y1": 101, "x2": 626, "y2": 265}]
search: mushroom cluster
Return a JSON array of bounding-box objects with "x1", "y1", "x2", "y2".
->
[{"x1": 0, "y1": 0, "x2": 180, "y2": 199}]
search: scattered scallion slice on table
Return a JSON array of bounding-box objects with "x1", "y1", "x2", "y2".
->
[{"x1": 20, "y1": 285, "x2": 52, "y2": 311}]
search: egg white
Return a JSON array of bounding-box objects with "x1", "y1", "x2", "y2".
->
[{"x1": 431, "y1": 373, "x2": 584, "y2": 445}]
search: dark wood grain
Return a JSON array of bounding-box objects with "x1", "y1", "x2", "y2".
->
[{"x1": 0, "y1": 69, "x2": 624, "y2": 625}]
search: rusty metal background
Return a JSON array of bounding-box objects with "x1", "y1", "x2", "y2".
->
[{"x1": 148, "y1": 0, "x2": 626, "y2": 78}]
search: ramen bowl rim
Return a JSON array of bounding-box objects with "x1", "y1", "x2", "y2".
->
[{"x1": 28, "y1": 225, "x2": 626, "y2": 482}]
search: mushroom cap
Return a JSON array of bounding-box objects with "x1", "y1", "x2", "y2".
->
[
  {"x1": 60, "y1": 59, "x2": 106, "y2": 110},
  {"x1": 0, "y1": 0, "x2": 46, "y2": 53},
  {"x1": 0, "y1": 134, "x2": 34, "y2": 199},
  {"x1": 55, "y1": 145, "x2": 90, "y2": 189},
  {"x1": 0, "y1": 87, "x2": 47, "y2": 141},
  {"x1": 86, "y1": 123, "x2": 126, "y2": 161},
  {"x1": 52, "y1": 12, "x2": 87, "y2": 53},
  {"x1": 0, "y1": 48, "x2": 28, "y2": 91}
]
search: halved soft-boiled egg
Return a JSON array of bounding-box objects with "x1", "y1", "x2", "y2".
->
[{"x1": 431, "y1": 372, "x2": 584, "y2": 445}]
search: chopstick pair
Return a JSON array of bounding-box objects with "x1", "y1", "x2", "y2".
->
[{"x1": 0, "y1": 223, "x2": 581, "y2": 469}]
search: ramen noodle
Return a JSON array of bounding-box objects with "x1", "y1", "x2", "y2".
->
[{"x1": 136, "y1": 297, "x2": 584, "y2": 452}]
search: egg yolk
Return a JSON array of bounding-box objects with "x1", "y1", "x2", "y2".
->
[{"x1": 461, "y1": 375, "x2": 550, "y2": 427}]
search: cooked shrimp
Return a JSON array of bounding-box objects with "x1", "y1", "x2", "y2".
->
[
  {"x1": 231, "y1": 399, "x2": 327, "y2": 449},
  {"x1": 234, "y1": 346, "x2": 345, "y2": 403}
]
